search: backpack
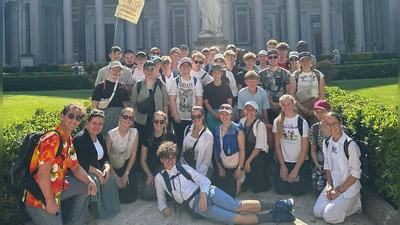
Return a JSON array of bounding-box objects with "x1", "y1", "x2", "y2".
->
[
  {"x1": 325, "y1": 137, "x2": 370, "y2": 185},
  {"x1": 175, "y1": 75, "x2": 198, "y2": 87},
  {"x1": 297, "y1": 116, "x2": 305, "y2": 136},
  {"x1": 294, "y1": 69, "x2": 321, "y2": 84},
  {"x1": 160, "y1": 162, "x2": 205, "y2": 219},
  {"x1": 6, "y1": 130, "x2": 63, "y2": 207}
]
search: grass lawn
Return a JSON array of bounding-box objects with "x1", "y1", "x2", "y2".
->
[
  {"x1": 329, "y1": 77, "x2": 398, "y2": 106},
  {"x1": 3, "y1": 89, "x2": 93, "y2": 127}
]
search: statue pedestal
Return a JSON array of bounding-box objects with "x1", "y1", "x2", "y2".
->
[{"x1": 194, "y1": 35, "x2": 227, "y2": 52}]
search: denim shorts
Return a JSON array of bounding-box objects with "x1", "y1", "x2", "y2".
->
[{"x1": 192, "y1": 186, "x2": 241, "y2": 225}]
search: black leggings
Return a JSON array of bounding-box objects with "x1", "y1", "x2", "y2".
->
[{"x1": 274, "y1": 160, "x2": 310, "y2": 196}]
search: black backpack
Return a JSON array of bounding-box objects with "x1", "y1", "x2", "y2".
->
[
  {"x1": 160, "y1": 162, "x2": 205, "y2": 219},
  {"x1": 325, "y1": 137, "x2": 370, "y2": 185},
  {"x1": 6, "y1": 130, "x2": 63, "y2": 207}
]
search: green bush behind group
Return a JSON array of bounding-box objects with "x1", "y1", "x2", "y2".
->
[{"x1": 2, "y1": 53, "x2": 398, "y2": 224}]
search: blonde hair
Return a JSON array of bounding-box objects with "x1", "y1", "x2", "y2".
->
[
  {"x1": 169, "y1": 47, "x2": 180, "y2": 55},
  {"x1": 161, "y1": 55, "x2": 172, "y2": 65},
  {"x1": 244, "y1": 71, "x2": 259, "y2": 80},
  {"x1": 191, "y1": 52, "x2": 205, "y2": 60},
  {"x1": 192, "y1": 106, "x2": 207, "y2": 128},
  {"x1": 243, "y1": 52, "x2": 257, "y2": 61},
  {"x1": 266, "y1": 39, "x2": 278, "y2": 47},
  {"x1": 148, "y1": 111, "x2": 168, "y2": 146},
  {"x1": 276, "y1": 95, "x2": 296, "y2": 137},
  {"x1": 120, "y1": 107, "x2": 134, "y2": 116},
  {"x1": 209, "y1": 46, "x2": 220, "y2": 53},
  {"x1": 223, "y1": 50, "x2": 236, "y2": 57}
]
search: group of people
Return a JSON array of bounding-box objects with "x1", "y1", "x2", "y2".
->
[{"x1": 25, "y1": 40, "x2": 362, "y2": 225}]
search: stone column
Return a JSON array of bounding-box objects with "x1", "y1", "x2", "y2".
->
[
  {"x1": 353, "y1": 0, "x2": 365, "y2": 52},
  {"x1": 126, "y1": 21, "x2": 137, "y2": 52},
  {"x1": 51, "y1": 9, "x2": 58, "y2": 63},
  {"x1": 386, "y1": 0, "x2": 397, "y2": 51},
  {"x1": 189, "y1": 0, "x2": 199, "y2": 50},
  {"x1": 254, "y1": 0, "x2": 263, "y2": 51},
  {"x1": 30, "y1": 0, "x2": 43, "y2": 64},
  {"x1": 95, "y1": 0, "x2": 106, "y2": 62},
  {"x1": 57, "y1": 11, "x2": 63, "y2": 62},
  {"x1": 63, "y1": 0, "x2": 74, "y2": 63},
  {"x1": 320, "y1": 0, "x2": 331, "y2": 54},
  {"x1": 286, "y1": 0, "x2": 297, "y2": 51},
  {"x1": 3, "y1": 1, "x2": 7, "y2": 65},
  {"x1": 19, "y1": 2, "x2": 27, "y2": 54},
  {"x1": 222, "y1": 0, "x2": 232, "y2": 44},
  {"x1": 10, "y1": 2, "x2": 19, "y2": 66},
  {"x1": 159, "y1": 0, "x2": 169, "y2": 54}
]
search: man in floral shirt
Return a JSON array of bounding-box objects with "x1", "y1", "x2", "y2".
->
[{"x1": 24, "y1": 103, "x2": 98, "y2": 225}]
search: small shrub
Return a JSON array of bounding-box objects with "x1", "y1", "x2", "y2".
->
[
  {"x1": 3, "y1": 67, "x2": 19, "y2": 73},
  {"x1": 59, "y1": 64, "x2": 74, "y2": 72},
  {"x1": 333, "y1": 61, "x2": 397, "y2": 80}
]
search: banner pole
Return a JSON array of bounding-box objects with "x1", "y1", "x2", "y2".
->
[{"x1": 113, "y1": 17, "x2": 119, "y2": 47}]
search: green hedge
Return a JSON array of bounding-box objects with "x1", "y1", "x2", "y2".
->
[
  {"x1": 324, "y1": 61, "x2": 397, "y2": 80},
  {"x1": 4, "y1": 74, "x2": 93, "y2": 91},
  {"x1": 316, "y1": 52, "x2": 398, "y2": 62},
  {"x1": 325, "y1": 87, "x2": 398, "y2": 207}
]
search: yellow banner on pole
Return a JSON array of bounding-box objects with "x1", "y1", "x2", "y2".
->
[{"x1": 115, "y1": 0, "x2": 145, "y2": 24}]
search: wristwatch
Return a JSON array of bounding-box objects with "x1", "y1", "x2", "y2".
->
[{"x1": 237, "y1": 166, "x2": 244, "y2": 171}]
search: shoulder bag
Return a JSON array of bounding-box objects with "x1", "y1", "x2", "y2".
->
[
  {"x1": 98, "y1": 80, "x2": 118, "y2": 110},
  {"x1": 219, "y1": 125, "x2": 239, "y2": 169},
  {"x1": 109, "y1": 129, "x2": 132, "y2": 169},
  {"x1": 183, "y1": 128, "x2": 206, "y2": 164}
]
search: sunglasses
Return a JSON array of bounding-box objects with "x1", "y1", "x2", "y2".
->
[
  {"x1": 289, "y1": 58, "x2": 299, "y2": 62},
  {"x1": 193, "y1": 60, "x2": 204, "y2": 65},
  {"x1": 67, "y1": 113, "x2": 83, "y2": 122},
  {"x1": 191, "y1": 114, "x2": 203, "y2": 120},
  {"x1": 153, "y1": 120, "x2": 165, "y2": 124},
  {"x1": 219, "y1": 106, "x2": 232, "y2": 110},
  {"x1": 268, "y1": 55, "x2": 278, "y2": 59},
  {"x1": 121, "y1": 115, "x2": 134, "y2": 121},
  {"x1": 151, "y1": 52, "x2": 160, "y2": 55}
]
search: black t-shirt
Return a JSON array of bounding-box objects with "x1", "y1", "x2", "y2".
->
[
  {"x1": 227, "y1": 65, "x2": 242, "y2": 80},
  {"x1": 92, "y1": 80, "x2": 129, "y2": 107},
  {"x1": 236, "y1": 70, "x2": 248, "y2": 88},
  {"x1": 143, "y1": 132, "x2": 177, "y2": 172},
  {"x1": 203, "y1": 81, "x2": 233, "y2": 109}
]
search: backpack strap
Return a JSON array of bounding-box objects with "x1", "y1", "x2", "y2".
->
[
  {"x1": 136, "y1": 81, "x2": 142, "y2": 94},
  {"x1": 297, "y1": 116, "x2": 304, "y2": 136},
  {"x1": 201, "y1": 72, "x2": 208, "y2": 79},
  {"x1": 343, "y1": 136, "x2": 354, "y2": 160},
  {"x1": 313, "y1": 123, "x2": 320, "y2": 151},
  {"x1": 161, "y1": 74, "x2": 166, "y2": 83},
  {"x1": 176, "y1": 76, "x2": 197, "y2": 87}
]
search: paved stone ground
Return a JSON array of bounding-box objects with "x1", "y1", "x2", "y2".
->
[{"x1": 90, "y1": 173, "x2": 376, "y2": 225}]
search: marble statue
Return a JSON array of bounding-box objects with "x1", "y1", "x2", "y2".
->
[{"x1": 198, "y1": 0, "x2": 228, "y2": 35}]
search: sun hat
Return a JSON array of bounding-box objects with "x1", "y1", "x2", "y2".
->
[
  {"x1": 219, "y1": 104, "x2": 232, "y2": 114},
  {"x1": 244, "y1": 101, "x2": 258, "y2": 111}
]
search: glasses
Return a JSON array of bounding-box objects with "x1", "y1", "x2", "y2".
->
[
  {"x1": 219, "y1": 105, "x2": 232, "y2": 110},
  {"x1": 289, "y1": 58, "x2": 299, "y2": 62},
  {"x1": 268, "y1": 55, "x2": 278, "y2": 59},
  {"x1": 193, "y1": 60, "x2": 204, "y2": 65},
  {"x1": 163, "y1": 156, "x2": 176, "y2": 162},
  {"x1": 153, "y1": 120, "x2": 165, "y2": 125},
  {"x1": 67, "y1": 113, "x2": 83, "y2": 122},
  {"x1": 151, "y1": 52, "x2": 160, "y2": 55},
  {"x1": 326, "y1": 122, "x2": 339, "y2": 128},
  {"x1": 121, "y1": 115, "x2": 134, "y2": 121},
  {"x1": 191, "y1": 114, "x2": 203, "y2": 120}
]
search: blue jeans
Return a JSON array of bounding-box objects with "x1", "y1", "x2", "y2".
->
[
  {"x1": 193, "y1": 186, "x2": 241, "y2": 225},
  {"x1": 25, "y1": 175, "x2": 90, "y2": 225}
]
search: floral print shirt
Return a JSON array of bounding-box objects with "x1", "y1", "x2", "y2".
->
[{"x1": 25, "y1": 124, "x2": 79, "y2": 209}]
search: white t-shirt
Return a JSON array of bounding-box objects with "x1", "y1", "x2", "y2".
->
[
  {"x1": 292, "y1": 71, "x2": 324, "y2": 98},
  {"x1": 273, "y1": 115, "x2": 309, "y2": 163},
  {"x1": 132, "y1": 69, "x2": 145, "y2": 84},
  {"x1": 163, "y1": 74, "x2": 175, "y2": 93},
  {"x1": 93, "y1": 139, "x2": 104, "y2": 160},
  {"x1": 191, "y1": 69, "x2": 212, "y2": 87},
  {"x1": 108, "y1": 127, "x2": 138, "y2": 160},
  {"x1": 169, "y1": 76, "x2": 203, "y2": 120}
]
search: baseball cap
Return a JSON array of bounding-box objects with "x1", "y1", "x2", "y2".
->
[
  {"x1": 178, "y1": 57, "x2": 192, "y2": 66},
  {"x1": 108, "y1": 61, "x2": 123, "y2": 69},
  {"x1": 201, "y1": 47, "x2": 210, "y2": 53},
  {"x1": 226, "y1": 44, "x2": 236, "y2": 51},
  {"x1": 151, "y1": 55, "x2": 162, "y2": 63},
  {"x1": 213, "y1": 53, "x2": 225, "y2": 61},
  {"x1": 136, "y1": 51, "x2": 147, "y2": 58},
  {"x1": 313, "y1": 100, "x2": 331, "y2": 110},
  {"x1": 180, "y1": 44, "x2": 189, "y2": 50},
  {"x1": 244, "y1": 101, "x2": 258, "y2": 111},
  {"x1": 257, "y1": 50, "x2": 268, "y2": 56},
  {"x1": 209, "y1": 64, "x2": 224, "y2": 74},
  {"x1": 219, "y1": 104, "x2": 232, "y2": 114},
  {"x1": 299, "y1": 52, "x2": 312, "y2": 60},
  {"x1": 143, "y1": 60, "x2": 156, "y2": 70},
  {"x1": 288, "y1": 51, "x2": 300, "y2": 59},
  {"x1": 267, "y1": 49, "x2": 278, "y2": 56}
]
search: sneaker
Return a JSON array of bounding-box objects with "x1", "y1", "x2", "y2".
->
[
  {"x1": 275, "y1": 198, "x2": 294, "y2": 212},
  {"x1": 270, "y1": 210, "x2": 296, "y2": 225}
]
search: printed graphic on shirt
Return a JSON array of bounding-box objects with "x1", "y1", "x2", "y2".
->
[
  {"x1": 332, "y1": 144, "x2": 337, "y2": 154},
  {"x1": 298, "y1": 74, "x2": 318, "y2": 83},
  {"x1": 281, "y1": 124, "x2": 299, "y2": 140},
  {"x1": 178, "y1": 82, "x2": 194, "y2": 113}
]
